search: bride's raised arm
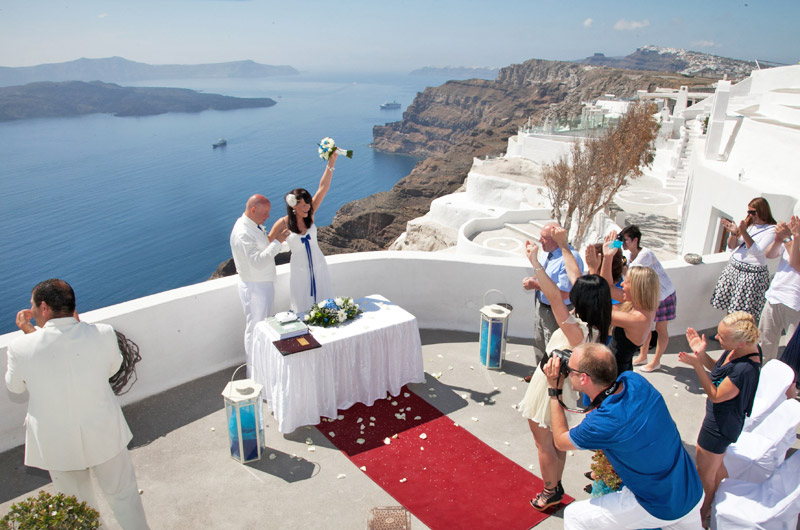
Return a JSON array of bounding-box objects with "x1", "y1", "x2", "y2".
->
[{"x1": 312, "y1": 150, "x2": 337, "y2": 212}]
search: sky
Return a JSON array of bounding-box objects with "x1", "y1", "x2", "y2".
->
[{"x1": 1, "y1": 0, "x2": 797, "y2": 72}]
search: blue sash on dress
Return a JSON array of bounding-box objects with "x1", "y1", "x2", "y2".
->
[{"x1": 300, "y1": 234, "x2": 317, "y2": 302}]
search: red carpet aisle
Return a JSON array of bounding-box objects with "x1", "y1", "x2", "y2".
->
[{"x1": 317, "y1": 386, "x2": 572, "y2": 530}]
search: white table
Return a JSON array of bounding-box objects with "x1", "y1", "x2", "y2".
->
[{"x1": 252, "y1": 295, "x2": 425, "y2": 433}]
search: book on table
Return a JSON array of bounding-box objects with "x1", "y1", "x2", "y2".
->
[
  {"x1": 264, "y1": 316, "x2": 308, "y2": 340},
  {"x1": 272, "y1": 333, "x2": 322, "y2": 356}
]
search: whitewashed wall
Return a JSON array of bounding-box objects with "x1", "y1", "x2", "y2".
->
[{"x1": 1, "y1": 251, "x2": 735, "y2": 453}]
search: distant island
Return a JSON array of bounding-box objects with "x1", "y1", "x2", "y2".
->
[
  {"x1": 410, "y1": 66, "x2": 499, "y2": 80},
  {"x1": 0, "y1": 56, "x2": 299, "y2": 87},
  {"x1": 0, "y1": 81, "x2": 276, "y2": 122}
]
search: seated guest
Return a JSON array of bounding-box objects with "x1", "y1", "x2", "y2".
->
[
  {"x1": 679, "y1": 312, "x2": 762, "y2": 525},
  {"x1": 543, "y1": 343, "x2": 703, "y2": 529}
]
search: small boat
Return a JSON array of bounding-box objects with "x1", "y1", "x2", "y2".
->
[
  {"x1": 212, "y1": 138, "x2": 227, "y2": 148},
  {"x1": 380, "y1": 101, "x2": 401, "y2": 110}
]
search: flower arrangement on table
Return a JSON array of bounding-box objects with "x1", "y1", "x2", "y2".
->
[
  {"x1": 304, "y1": 297, "x2": 362, "y2": 327},
  {"x1": 587, "y1": 450, "x2": 623, "y2": 497},
  {"x1": 318, "y1": 137, "x2": 353, "y2": 160}
]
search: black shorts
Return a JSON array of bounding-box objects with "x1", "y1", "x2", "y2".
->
[{"x1": 697, "y1": 422, "x2": 737, "y2": 454}]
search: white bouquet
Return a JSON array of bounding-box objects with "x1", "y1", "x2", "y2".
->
[{"x1": 318, "y1": 137, "x2": 353, "y2": 161}]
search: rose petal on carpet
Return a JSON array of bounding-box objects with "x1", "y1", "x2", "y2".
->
[{"x1": 317, "y1": 386, "x2": 572, "y2": 529}]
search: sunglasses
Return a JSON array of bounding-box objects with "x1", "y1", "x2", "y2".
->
[
  {"x1": 564, "y1": 365, "x2": 586, "y2": 376},
  {"x1": 747, "y1": 210, "x2": 757, "y2": 215}
]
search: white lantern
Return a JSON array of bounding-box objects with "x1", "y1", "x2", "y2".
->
[
  {"x1": 222, "y1": 366, "x2": 264, "y2": 464},
  {"x1": 479, "y1": 290, "x2": 513, "y2": 370}
]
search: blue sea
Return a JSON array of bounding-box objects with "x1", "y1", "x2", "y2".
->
[{"x1": 0, "y1": 72, "x2": 449, "y2": 335}]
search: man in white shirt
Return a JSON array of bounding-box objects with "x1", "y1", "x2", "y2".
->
[
  {"x1": 230, "y1": 194, "x2": 289, "y2": 373},
  {"x1": 6, "y1": 279, "x2": 149, "y2": 529},
  {"x1": 759, "y1": 216, "x2": 800, "y2": 361}
]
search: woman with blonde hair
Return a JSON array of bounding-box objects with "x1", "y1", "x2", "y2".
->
[
  {"x1": 678, "y1": 312, "x2": 762, "y2": 525},
  {"x1": 711, "y1": 197, "x2": 777, "y2": 323},
  {"x1": 601, "y1": 232, "x2": 660, "y2": 373}
]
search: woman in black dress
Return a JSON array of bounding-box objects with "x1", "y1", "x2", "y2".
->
[{"x1": 679, "y1": 311, "x2": 761, "y2": 525}]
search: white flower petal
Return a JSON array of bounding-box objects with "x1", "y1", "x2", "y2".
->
[
  {"x1": 359, "y1": 466, "x2": 367, "y2": 472},
  {"x1": 356, "y1": 438, "x2": 365, "y2": 444},
  {"x1": 384, "y1": 437, "x2": 391, "y2": 445},
  {"x1": 399, "y1": 478, "x2": 407, "y2": 483},
  {"x1": 337, "y1": 473, "x2": 347, "y2": 479},
  {"x1": 419, "y1": 433, "x2": 427, "y2": 440}
]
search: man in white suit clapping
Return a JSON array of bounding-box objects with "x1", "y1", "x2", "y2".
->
[{"x1": 5, "y1": 279, "x2": 149, "y2": 529}]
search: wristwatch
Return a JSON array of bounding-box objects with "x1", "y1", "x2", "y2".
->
[{"x1": 548, "y1": 388, "x2": 562, "y2": 397}]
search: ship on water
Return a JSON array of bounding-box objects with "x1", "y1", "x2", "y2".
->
[{"x1": 380, "y1": 100, "x2": 401, "y2": 110}]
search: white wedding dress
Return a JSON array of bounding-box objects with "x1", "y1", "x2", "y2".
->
[{"x1": 286, "y1": 223, "x2": 334, "y2": 313}]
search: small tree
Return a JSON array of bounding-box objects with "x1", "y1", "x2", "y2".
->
[
  {"x1": 542, "y1": 102, "x2": 659, "y2": 243},
  {"x1": 1, "y1": 490, "x2": 99, "y2": 529}
]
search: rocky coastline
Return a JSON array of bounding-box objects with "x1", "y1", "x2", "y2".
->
[{"x1": 213, "y1": 55, "x2": 724, "y2": 278}]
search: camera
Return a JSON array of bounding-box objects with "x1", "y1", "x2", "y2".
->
[{"x1": 539, "y1": 348, "x2": 572, "y2": 378}]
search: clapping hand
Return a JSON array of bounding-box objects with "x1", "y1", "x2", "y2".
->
[
  {"x1": 721, "y1": 218, "x2": 739, "y2": 236},
  {"x1": 685, "y1": 327, "x2": 707, "y2": 355},
  {"x1": 525, "y1": 239, "x2": 540, "y2": 265},
  {"x1": 603, "y1": 230, "x2": 619, "y2": 257},
  {"x1": 551, "y1": 226, "x2": 568, "y2": 248},
  {"x1": 775, "y1": 222, "x2": 791, "y2": 242},
  {"x1": 789, "y1": 215, "x2": 800, "y2": 239},
  {"x1": 738, "y1": 219, "x2": 749, "y2": 237},
  {"x1": 584, "y1": 245, "x2": 602, "y2": 274}
]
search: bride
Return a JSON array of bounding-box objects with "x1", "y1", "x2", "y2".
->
[{"x1": 270, "y1": 151, "x2": 337, "y2": 313}]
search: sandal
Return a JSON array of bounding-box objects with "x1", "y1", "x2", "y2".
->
[
  {"x1": 529, "y1": 482, "x2": 564, "y2": 511},
  {"x1": 584, "y1": 471, "x2": 593, "y2": 480}
]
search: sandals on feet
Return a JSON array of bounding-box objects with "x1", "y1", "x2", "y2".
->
[{"x1": 530, "y1": 482, "x2": 564, "y2": 511}]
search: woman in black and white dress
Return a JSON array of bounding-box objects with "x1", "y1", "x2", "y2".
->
[{"x1": 711, "y1": 197, "x2": 777, "y2": 323}]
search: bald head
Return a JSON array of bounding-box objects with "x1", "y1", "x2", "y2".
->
[
  {"x1": 575, "y1": 343, "x2": 618, "y2": 388},
  {"x1": 539, "y1": 221, "x2": 561, "y2": 252},
  {"x1": 244, "y1": 194, "x2": 271, "y2": 225}
]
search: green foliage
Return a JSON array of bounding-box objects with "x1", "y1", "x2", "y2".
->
[{"x1": 1, "y1": 490, "x2": 100, "y2": 529}]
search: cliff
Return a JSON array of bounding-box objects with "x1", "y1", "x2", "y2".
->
[
  {"x1": 316, "y1": 59, "x2": 715, "y2": 255},
  {"x1": 0, "y1": 81, "x2": 276, "y2": 122}
]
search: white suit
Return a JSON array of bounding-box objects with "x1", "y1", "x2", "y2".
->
[{"x1": 6, "y1": 317, "x2": 148, "y2": 529}]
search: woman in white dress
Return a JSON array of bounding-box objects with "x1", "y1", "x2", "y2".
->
[
  {"x1": 520, "y1": 228, "x2": 613, "y2": 511},
  {"x1": 269, "y1": 151, "x2": 337, "y2": 313}
]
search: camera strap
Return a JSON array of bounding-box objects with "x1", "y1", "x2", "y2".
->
[{"x1": 557, "y1": 379, "x2": 620, "y2": 414}]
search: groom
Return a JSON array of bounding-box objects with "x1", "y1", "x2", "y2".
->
[{"x1": 230, "y1": 194, "x2": 289, "y2": 374}]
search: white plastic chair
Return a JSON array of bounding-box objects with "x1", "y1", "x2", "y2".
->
[
  {"x1": 724, "y1": 399, "x2": 800, "y2": 483},
  {"x1": 712, "y1": 449, "x2": 800, "y2": 529},
  {"x1": 742, "y1": 359, "x2": 794, "y2": 433}
]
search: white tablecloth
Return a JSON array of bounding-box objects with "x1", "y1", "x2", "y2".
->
[{"x1": 252, "y1": 295, "x2": 425, "y2": 433}]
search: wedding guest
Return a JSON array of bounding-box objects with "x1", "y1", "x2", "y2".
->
[
  {"x1": 618, "y1": 225, "x2": 677, "y2": 372},
  {"x1": 519, "y1": 231, "x2": 612, "y2": 511},
  {"x1": 678, "y1": 312, "x2": 762, "y2": 526},
  {"x1": 600, "y1": 232, "x2": 659, "y2": 373},
  {"x1": 270, "y1": 150, "x2": 337, "y2": 313},
  {"x1": 230, "y1": 194, "x2": 289, "y2": 374},
  {"x1": 521, "y1": 222, "x2": 584, "y2": 380},
  {"x1": 584, "y1": 243, "x2": 625, "y2": 300},
  {"x1": 5, "y1": 279, "x2": 150, "y2": 529},
  {"x1": 759, "y1": 215, "x2": 800, "y2": 361},
  {"x1": 711, "y1": 197, "x2": 777, "y2": 323},
  {"x1": 544, "y1": 343, "x2": 703, "y2": 529}
]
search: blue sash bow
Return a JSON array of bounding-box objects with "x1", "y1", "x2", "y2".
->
[{"x1": 300, "y1": 234, "x2": 317, "y2": 302}]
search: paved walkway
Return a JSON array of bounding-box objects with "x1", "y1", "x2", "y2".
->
[{"x1": 4, "y1": 327, "x2": 795, "y2": 529}]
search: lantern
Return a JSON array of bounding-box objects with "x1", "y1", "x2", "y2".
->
[
  {"x1": 479, "y1": 290, "x2": 513, "y2": 370},
  {"x1": 222, "y1": 365, "x2": 264, "y2": 463}
]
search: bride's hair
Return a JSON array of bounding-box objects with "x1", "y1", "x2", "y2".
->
[{"x1": 286, "y1": 188, "x2": 314, "y2": 233}]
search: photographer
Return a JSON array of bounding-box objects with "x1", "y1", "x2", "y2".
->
[{"x1": 544, "y1": 343, "x2": 703, "y2": 529}]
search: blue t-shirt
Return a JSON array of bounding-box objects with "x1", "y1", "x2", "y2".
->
[{"x1": 569, "y1": 372, "x2": 702, "y2": 521}]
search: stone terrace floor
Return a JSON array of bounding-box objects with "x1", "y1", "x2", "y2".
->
[{"x1": 1, "y1": 329, "x2": 798, "y2": 529}]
